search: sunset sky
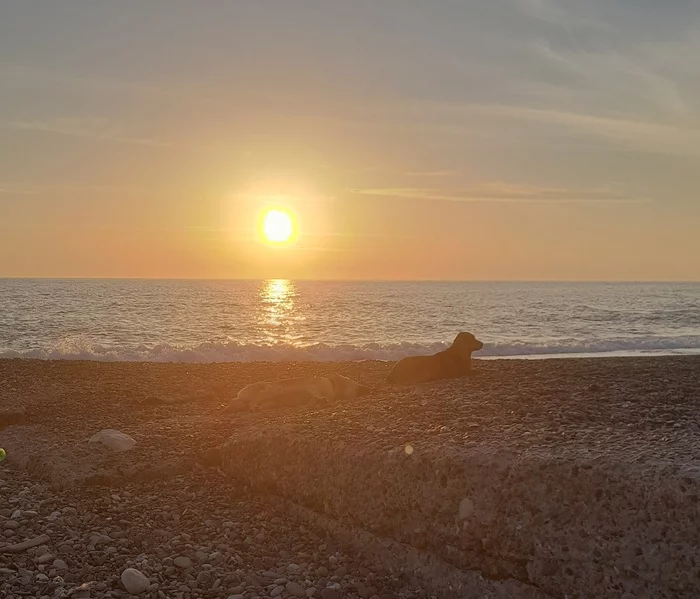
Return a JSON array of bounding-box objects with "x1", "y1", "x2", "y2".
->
[{"x1": 2, "y1": 1, "x2": 699, "y2": 280}]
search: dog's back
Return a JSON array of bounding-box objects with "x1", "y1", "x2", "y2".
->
[{"x1": 387, "y1": 349, "x2": 463, "y2": 384}]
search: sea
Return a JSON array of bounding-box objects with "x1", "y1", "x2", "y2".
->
[{"x1": 1, "y1": 279, "x2": 699, "y2": 362}]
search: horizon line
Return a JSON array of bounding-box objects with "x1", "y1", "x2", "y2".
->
[{"x1": 1, "y1": 276, "x2": 699, "y2": 284}]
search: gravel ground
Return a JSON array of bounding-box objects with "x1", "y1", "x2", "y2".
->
[{"x1": 0, "y1": 466, "x2": 421, "y2": 599}]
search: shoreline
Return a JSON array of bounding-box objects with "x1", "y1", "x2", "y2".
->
[
  {"x1": 2, "y1": 347, "x2": 700, "y2": 364},
  {"x1": 3, "y1": 355, "x2": 700, "y2": 598}
]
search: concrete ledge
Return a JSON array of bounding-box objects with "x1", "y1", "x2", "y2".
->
[{"x1": 222, "y1": 428, "x2": 700, "y2": 599}]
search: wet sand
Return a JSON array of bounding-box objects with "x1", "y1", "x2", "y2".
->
[{"x1": 1, "y1": 356, "x2": 700, "y2": 598}]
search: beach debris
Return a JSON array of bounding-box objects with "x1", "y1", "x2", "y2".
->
[
  {"x1": 0, "y1": 448, "x2": 6, "y2": 462},
  {"x1": 404, "y1": 443, "x2": 414, "y2": 455},
  {"x1": 88, "y1": 429, "x2": 136, "y2": 452},
  {"x1": 0, "y1": 534, "x2": 51, "y2": 553},
  {"x1": 64, "y1": 581, "x2": 96, "y2": 597},
  {"x1": 121, "y1": 567, "x2": 150, "y2": 594}
]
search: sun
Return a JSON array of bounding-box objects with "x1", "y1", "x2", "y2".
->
[{"x1": 261, "y1": 208, "x2": 295, "y2": 244}]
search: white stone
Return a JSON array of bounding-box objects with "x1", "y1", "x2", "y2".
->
[
  {"x1": 89, "y1": 429, "x2": 136, "y2": 452},
  {"x1": 36, "y1": 553, "x2": 55, "y2": 564},
  {"x1": 459, "y1": 497, "x2": 474, "y2": 520},
  {"x1": 121, "y1": 568, "x2": 150, "y2": 594}
]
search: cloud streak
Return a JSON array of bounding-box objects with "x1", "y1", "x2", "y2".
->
[
  {"x1": 0, "y1": 184, "x2": 41, "y2": 196},
  {"x1": 352, "y1": 182, "x2": 651, "y2": 205},
  {"x1": 422, "y1": 102, "x2": 700, "y2": 157},
  {"x1": 0, "y1": 181, "x2": 191, "y2": 199},
  {"x1": 0, "y1": 64, "x2": 168, "y2": 99}
]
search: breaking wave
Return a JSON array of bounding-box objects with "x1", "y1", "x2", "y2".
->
[{"x1": 2, "y1": 335, "x2": 700, "y2": 363}]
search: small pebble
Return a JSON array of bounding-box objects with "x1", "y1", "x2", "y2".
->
[
  {"x1": 287, "y1": 581, "x2": 307, "y2": 598},
  {"x1": 36, "y1": 553, "x2": 55, "y2": 564},
  {"x1": 53, "y1": 559, "x2": 68, "y2": 570},
  {"x1": 173, "y1": 556, "x2": 193, "y2": 569}
]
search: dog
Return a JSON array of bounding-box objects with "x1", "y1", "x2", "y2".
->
[
  {"x1": 387, "y1": 332, "x2": 484, "y2": 384},
  {"x1": 228, "y1": 373, "x2": 371, "y2": 411}
]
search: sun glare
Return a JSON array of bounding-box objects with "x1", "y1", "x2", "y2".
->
[{"x1": 261, "y1": 208, "x2": 295, "y2": 244}]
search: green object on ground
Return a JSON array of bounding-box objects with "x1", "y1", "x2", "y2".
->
[{"x1": 0, "y1": 448, "x2": 6, "y2": 462}]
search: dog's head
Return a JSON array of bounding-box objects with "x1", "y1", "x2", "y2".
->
[
  {"x1": 329, "y1": 373, "x2": 371, "y2": 400},
  {"x1": 451, "y1": 332, "x2": 484, "y2": 357}
]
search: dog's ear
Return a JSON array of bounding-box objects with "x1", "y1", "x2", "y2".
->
[{"x1": 457, "y1": 332, "x2": 481, "y2": 344}]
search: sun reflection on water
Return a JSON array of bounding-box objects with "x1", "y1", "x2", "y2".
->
[{"x1": 258, "y1": 279, "x2": 303, "y2": 345}]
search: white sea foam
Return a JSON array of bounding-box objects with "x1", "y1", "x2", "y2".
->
[{"x1": 2, "y1": 336, "x2": 700, "y2": 363}]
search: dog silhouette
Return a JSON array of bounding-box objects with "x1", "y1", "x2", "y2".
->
[{"x1": 387, "y1": 332, "x2": 484, "y2": 384}]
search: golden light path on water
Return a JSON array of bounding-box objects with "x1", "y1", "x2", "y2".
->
[{"x1": 258, "y1": 279, "x2": 305, "y2": 346}]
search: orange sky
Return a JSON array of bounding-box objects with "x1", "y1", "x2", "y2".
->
[{"x1": 2, "y1": 2, "x2": 700, "y2": 280}]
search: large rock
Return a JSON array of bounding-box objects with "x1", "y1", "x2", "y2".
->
[
  {"x1": 121, "y1": 568, "x2": 149, "y2": 594},
  {"x1": 89, "y1": 429, "x2": 136, "y2": 452}
]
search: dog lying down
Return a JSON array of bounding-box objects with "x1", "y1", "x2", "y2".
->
[
  {"x1": 227, "y1": 373, "x2": 371, "y2": 411},
  {"x1": 387, "y1": 331, "x2": 484, "y2": 384}
]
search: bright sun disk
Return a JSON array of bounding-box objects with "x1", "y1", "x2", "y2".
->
[{"x1": 262, "y1": 208, "x2": 295, "y2": 243}]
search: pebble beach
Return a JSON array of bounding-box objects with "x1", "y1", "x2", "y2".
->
[{"x1": 2, "y1": 356, "x2": 700, "y2": 598}]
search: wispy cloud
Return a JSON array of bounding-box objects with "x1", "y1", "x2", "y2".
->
[
  {"x1": 425, "y1": 102, "x2": 700, "y2": 157},
  {"x1": 532, "y1": 40, "x2": 689, "y2": 121},
  {"x1": 0, "y1": 64, "x2": 166, "y2": 99},
  {"x1": 402, "y1": 170, "x2": 456, "y2": 178},
  {"x1": 516, "y1": 0, "x2": 610, "y2": 32},
  {"x1": 0, "y1": 184, "x2": 41, "y2": 195},
  {"x1": 0, "y1": 182, "x2": 193, "y2": 202},
  {"x1": 10, "y1": 117, "x2": 176, "y2": 148},
  {"x1": 352, "y1": 182, "x2": 650, "y2": 204}
]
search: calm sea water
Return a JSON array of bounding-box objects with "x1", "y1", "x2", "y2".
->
[{"x1": 1, "y1": 279, "x2": 699, "y2": 362}]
